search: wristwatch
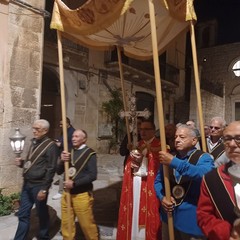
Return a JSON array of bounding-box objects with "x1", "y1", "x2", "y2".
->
[{"x1": 41, "y1": 190, "x2": 47, "y2": 194}]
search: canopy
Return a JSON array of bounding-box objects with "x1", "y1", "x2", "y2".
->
[
  {"x1": 50, "y1": 0, "x2": 134, "y2": 35},
  {"x1": 51, "y1": 0, "x2": 196, "y2": 60}
]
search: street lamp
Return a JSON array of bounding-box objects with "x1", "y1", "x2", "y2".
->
[
  {"x1": 228, "y1": 164, "x2": 240, "y2": 217},
  {"x1": 9, "y1": 128, "x2": 26, "y2": 157}
]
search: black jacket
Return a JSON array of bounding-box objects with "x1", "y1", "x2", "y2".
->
[
  {"x1": 57, "y1": 146, "x2": 97, "y2": 194},
  {"x1": 23, "y1": 136, "x2": 59, "y2": 190}
]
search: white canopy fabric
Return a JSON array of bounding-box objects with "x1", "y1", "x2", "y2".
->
[{"x1": 51, "y1": 0, "x2": 196, "y2": 60}]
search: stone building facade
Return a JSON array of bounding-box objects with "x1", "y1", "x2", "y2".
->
[
  {"x1": 0, "y1": 0, "x2": 189, "y2": 194},
  {"x1": 189, "y1": 20, "x2": 240, "y2": 126}
]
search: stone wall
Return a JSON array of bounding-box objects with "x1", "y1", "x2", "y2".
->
[
  {"x1": 189, "y1": 42, "x2": 240, "y2": 126},
  {"x1": 0, "y1": 1, "x2": 45, "y2": 194}
]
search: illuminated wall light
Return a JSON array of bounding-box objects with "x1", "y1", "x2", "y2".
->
[{"x1": 233, "y1": 60, "x2": 240, "y2": 77}]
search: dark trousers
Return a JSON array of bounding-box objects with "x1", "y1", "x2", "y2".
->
[{"x1": 14, "y1": 183, "x2": 50, "y2": 240}]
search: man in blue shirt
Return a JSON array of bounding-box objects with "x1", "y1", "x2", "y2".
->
[{"x1": 154, "y1": 124, "x2": 214, "y2": 240}]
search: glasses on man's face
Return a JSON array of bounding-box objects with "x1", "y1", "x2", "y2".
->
[
  {"x1": 209, "y1": 126, "x2": 221, "y2": 131},
  {"x1": 223, "y1": 135, "x2": 240, "y2": 145},
  {"x1": 32, "y1": 127, "x2": 43, "y2": 132}
]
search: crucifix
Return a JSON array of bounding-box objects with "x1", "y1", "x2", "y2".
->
[{"x1": 119, "y1": 94, "x2": 151, "y2": 148}]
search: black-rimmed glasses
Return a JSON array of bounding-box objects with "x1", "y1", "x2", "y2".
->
[{"x1": 223, "y1": 135, "x2": 240, "y2": 145}]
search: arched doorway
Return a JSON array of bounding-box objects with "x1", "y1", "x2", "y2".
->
[
  {"x1": 136, "y1": 92, "x2": 155, "y2": 121},
  {"x1": 40, "y1": 67, "x2": 62, "y2": 139}
]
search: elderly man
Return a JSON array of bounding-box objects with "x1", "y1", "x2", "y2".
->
[
  {"x1": 155, "y1": 124, "x2": 214, "y2": 240},
  {"x1": 57, "y1": 129, "x2": 98, "y2": 240},
  {"x1": 14, "y1": 119, "x2": 59, "y2": 240},
  {"x1": 207, "y1": 116, "x2": 228, "y2": 166},
  {"x1": 117, "y1": 120, "x2": 161, "y2": 240},
  {"x1": 197, "y1": 121, "x2": 240, "y2": 240}
]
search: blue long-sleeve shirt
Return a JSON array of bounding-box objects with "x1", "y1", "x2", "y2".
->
[{"x1": 154, "y1": 148, "x2": 214, "y2": 236}]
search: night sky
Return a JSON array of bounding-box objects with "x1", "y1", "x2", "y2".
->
[{"x1": 194, "y1": 0, "x2": 240, "y2": 44}]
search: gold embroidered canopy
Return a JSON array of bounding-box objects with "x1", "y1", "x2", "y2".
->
[{"x1": 51, "y1": 0, "x2": 196, "y2": 60}]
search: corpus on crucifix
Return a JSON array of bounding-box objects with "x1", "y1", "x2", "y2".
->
[{"x1": 119, "y1": 94, "x2": 151, "y2": 149}]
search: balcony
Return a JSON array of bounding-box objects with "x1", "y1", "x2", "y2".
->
[{"x1": 105, "y1": 58, "x2": 179, "y2": 91}]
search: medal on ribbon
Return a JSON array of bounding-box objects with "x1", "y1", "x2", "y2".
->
[
  {"x1": 68, "y1": 167, "x2": 76, "y2": 177},
  {"x1": 172, "y1": 185, "x2": 185, "y2": 199},
  {"x1": 24, "y1": 161, "x2": 31, "y2": 169}
]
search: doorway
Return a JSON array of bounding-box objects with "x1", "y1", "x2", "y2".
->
[
  {"x1": 136, "y1": 92, "x2": 154, "y2": 121},
  {"x1": 40, "y1": 67, "x2": 62, "y2": 139}
]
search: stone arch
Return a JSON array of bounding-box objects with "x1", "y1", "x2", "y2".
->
[
  {"x1": 40, "y1": 66, "x2": 62, "y2": 139},
  {"x1": 231, "y1": 84, "x2": 240, "y2": 95}
]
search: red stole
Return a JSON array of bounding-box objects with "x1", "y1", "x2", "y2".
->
[{"x1": 117, "y1": 138, "x2": 161, "y2": 240}]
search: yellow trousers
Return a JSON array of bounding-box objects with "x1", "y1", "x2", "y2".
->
[{"x1": 61, "y1": 191, "x2": 99, "y2": 240}]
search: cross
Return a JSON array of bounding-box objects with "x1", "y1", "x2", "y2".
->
[{"x1": 119, "y1": 94, "x2": 151, "y2": 148}]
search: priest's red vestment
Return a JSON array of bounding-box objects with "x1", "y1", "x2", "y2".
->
[{"x1": 117, "y1": 137, "x2": 161, "y2": 240}]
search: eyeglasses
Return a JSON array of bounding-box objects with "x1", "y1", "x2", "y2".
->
[
  {"x1": 223, "y1": 135, "x2": 240, "y2": 145},
  {"x1": 209, "y1": 126, "x2": 221, "y2": 131},
  {"x1": 32, "y1": 127, "x2": 43, "y2": 132}
]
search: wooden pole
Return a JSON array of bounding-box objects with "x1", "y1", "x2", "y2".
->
[
  {"x1": 117, "y1": 46, "x2": 131, "y2": 144},
  {"x1": 189, "y1": 21, "x2": 207, "y2": 152},
  {"x1": 148, "y1": 0, "x2": 174, "y2": 239},
  {"x1": 57, "y1": 30, "x2": 72, "y2": 239}
]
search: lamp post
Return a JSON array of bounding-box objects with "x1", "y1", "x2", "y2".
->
[{"x1": 9, "y1": 128, "x2": 26, "y2": 157}]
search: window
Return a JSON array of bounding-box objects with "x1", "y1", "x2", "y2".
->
[{"x1": 233, "y1": 60, "x2": 240, "y2": 77}]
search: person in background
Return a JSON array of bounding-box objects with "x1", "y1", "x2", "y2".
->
[
  {"x1": 155, "y1": 124, "x2": 214, "y2": 240},
  {"x1": 165, "y1": 123, "x2": 176, "y2": 154},
  {"x1": 119, "y1": 117, "x2": 143, "y2": 167},
  {"x1": 186, "y1": 120, "x2": 196, "y2": 129},
  {"x1": 155, "y1": 124, "x2": 176, "y2": 154},
  {"x1": 117, "y1": 120, "x2": 161, "y2": 240},
  {"x1": 14, "y1": 119, "x2": 58, "y2": 240},
  {"x1": 186, "y1": 120, "x2": 202, "y2": 150},
  {"x1": 204, "y1": 124, "x2": 210, "y2": 138},
  {"x1": 207, "y1": 116, "x2": 228, "y2": 167},
  {"x1": 57, "y1": 129, "x2": 98, "y2": 240},
  {"x1": 197, "y1": 121, "x2": 240, "y2": 240},
  {"x1": 52, "y1": 117, "x2": 75, "y2": 200}
]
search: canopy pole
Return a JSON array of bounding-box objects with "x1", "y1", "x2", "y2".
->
[
  {"x1": 57, "y1": 30, "x2": 72, "y2": 240},
  {"x1": 148, "y1": 1, "x2": 174, "y2": 239},
  {"x1": 189, "y1": 21, "x2": 207, "y2": 152},
  {"x1": 117, "y1": 46, "x2": 131, "y2": 144}
]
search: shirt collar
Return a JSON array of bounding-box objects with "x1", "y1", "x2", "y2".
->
[
  {"x1": 176, "y1": 147, "x2": 196, "y2": 159},
  {"x1": 76, "y1": 144, "x2": 86, "y2": 150}
]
